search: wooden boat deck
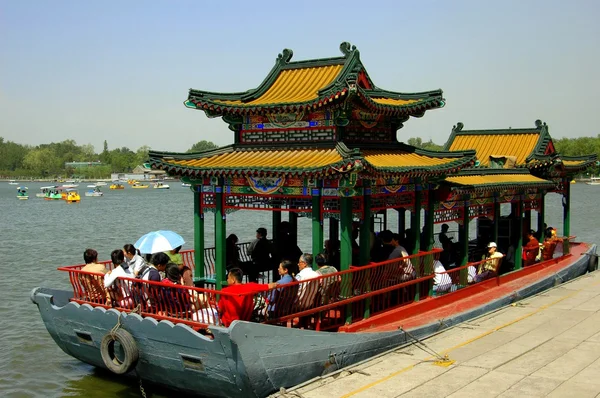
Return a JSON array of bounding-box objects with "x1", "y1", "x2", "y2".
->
[{"x1": 276, "y1": 258, "x2": 600, "y2": 398}]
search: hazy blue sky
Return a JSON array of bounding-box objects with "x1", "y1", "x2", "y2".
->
[{"x1": 1, "y1": 0, "x2": 599, "y2": 153}]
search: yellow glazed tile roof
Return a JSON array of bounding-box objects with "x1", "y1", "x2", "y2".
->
[
  {"x1": 448, "y1": 133, "x2": 540, "y2": 166},
  {"x1": 362, "y1": 150, "x2": 459, "y2": 168},
  {"x1": 562, "y1": 160, "x2": 587, "y2": 166},
  {"x1": 370, "y1": 97, "x2": 420, "y2": 106},
  {"x1": 164, "y1": 148, "x2": 342, "y2": 169},
  {"x1": 212, "y1": 65, "x2": 344, "y2": 106},
  {"x1": 445, "y1": 174, "x2": 551, "y2": 186}
]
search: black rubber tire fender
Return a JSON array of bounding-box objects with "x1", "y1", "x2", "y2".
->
[
  {"x1": 100, "y1": 329, "x2": 139, "y2": 375},
  {"x1": 588, "y1": 253, "x2": 598, "y2": 272}
]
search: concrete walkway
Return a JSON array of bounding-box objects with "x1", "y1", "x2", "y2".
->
[{"x1": 273, "y1": 270, "x2": 600, "y2": 398}]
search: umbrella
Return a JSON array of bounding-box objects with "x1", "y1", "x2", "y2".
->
[{"x1": 134, "y1": 230, "x2": 185, "y2": 254}]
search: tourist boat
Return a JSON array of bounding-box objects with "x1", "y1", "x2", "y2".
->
[
  {"x1": 64, "y1": 189, "x2": 81, "y2": 204},
  {"x1": 44, "y1": 186, "x2": 64, "y2": 200},
  {"x1": 153, "y1": 181, "x2": 170, "y2": 189},
  {"x1": 16, "y1": 186, "x2": 29, "y2": 200},
  {"x1": 31, "y1": 44, "x2": 599, "y2": 398},
  {"x1": 85, "y1": 187, "x2": 104, "y2": 197},
  {"x1": 8, "y1": 179, "x2": 18, "y2": 185},
  {"x1": 95, "y1": 181, "x2": 108, "y2": 187},
  {"x1": 586, "y1": 176, "x2": 600, "y2": 185},
  {"x1": 131, "y1": 182, "x2": 149, "y2": 189},
  {"x1": 182, "y1": 182, "x2": 191, "y2": 187},
  {"x1": 109, "y1": 183, "x2": 125, "y2": 190}
]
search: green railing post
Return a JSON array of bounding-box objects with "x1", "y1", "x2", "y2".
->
[
  {"x1": 563, "y1": 178, "x2": 571, "y2": 238},
  {"x1": 492, "y1": 194, "x2": 500, "y2": 244},
  {"x1": 311, "y1": 186, "x2": 323, "y2": 270},
  {"x1": 214, "y1": 182, "x2": 227, "y2": 290},
  {"x1": 193, "y1": 186, "x2": 205, "y2": 285},
  {"x1": 360, "y1": 188, "x2": 372, "y2": 319},
  {"x1": 424, "y1": 186, "x2": 435, "y2": 297}
]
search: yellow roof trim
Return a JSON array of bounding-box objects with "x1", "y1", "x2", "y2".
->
[
  {"x1": 370, "y1": 97, "x2": 420, "y2": 106},
  {"x1": 562, "y1": 160, "x2": 587, "y2": 166},
  {"x1": 445, "y1": 174, "x2": 551, "y2": 186},
  {"x1": 212, "y1": 65, "x2": 344, "y2": 106},
  {"x1": 165, "y1": 148, "x2": 342, "y2": 169},
  {"x1": 363, "y1": 150, "x2": 460, "y2": 167},
  {"x1": 448, "y1": 133, "x2": 540, "y2": 166}
]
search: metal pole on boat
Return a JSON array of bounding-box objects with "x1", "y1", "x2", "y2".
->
[{"x1": 193, "y1": 185, "x2": 205, "y2": 284}]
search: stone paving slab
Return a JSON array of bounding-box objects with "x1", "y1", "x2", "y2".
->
[{"x1": 274, "y1": 270, "x2": 600, "y2": 398}]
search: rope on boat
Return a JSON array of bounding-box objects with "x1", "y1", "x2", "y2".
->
[
  {"x1": 398, "y1": 327, "x2": 455, "y2": 367},
  {"x1": 109, "y1": 304, "x2": 141, "y2": 338}
]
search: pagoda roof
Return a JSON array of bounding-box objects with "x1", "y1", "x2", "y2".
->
[
  {"x1": 184, "y1": 42, "x2": 444, "y2": 117},
  {"x1": 444, "y1": 120, "x2": 554, "y2": 167},
  {"x1": 148, "y1": 143, "x2": 475, "y2": 179},
  {"x1": 444, "y1": 169, "x2": 556, "y2": 192}
]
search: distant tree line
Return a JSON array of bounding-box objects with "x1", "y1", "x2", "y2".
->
[
  {"x1": 0, "y1": 138, "x2": 220, "y2": 179},
  {"x1": 1, "y1": 135, "x2": 598, "y2": 179}
]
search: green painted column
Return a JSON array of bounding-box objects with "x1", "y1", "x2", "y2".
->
[
  {"x1": 424, "y1": 187, "x2": 435, "y2": 297},
  {"x1": 311, "y1": 187, "x2": 323, "y2": 269},
  {"x1": 459, "y1": 197, "x2": 470, "y2": 286},
  {"x1": 411, "y1": 181, "x2": 422, "y2": 255},
  {"x1": 537, "y1": 192, "x2": 545, "y2": 239},
  {"x1": 514, "y1": 196, "x2": 524, "y2": 270},
  {"x1": 340, "y1": 196, "x2": 354, "y2": 325},
  {"x1": 214, "y1": 183, "x2": 227, "y2": 290},
  {"x1": 359, "y1": 188, "x2": 371, "y2": 266},
  {"x1": 193, "y1": 186, "x2": 205, "y2": 284},
  {"x1": 563, "y1": 179, "x2": 571, "y2": 238}
]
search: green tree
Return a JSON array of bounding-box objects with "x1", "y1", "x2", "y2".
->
[
  {"x1": 187, "y1": 140, "x2": 218, "y2": 153},
  {"x1": 406, "y1": 137, "x2": 443, "y2": 151},
  {"x1": 135, "y1": 145, "x2": 151, "y2": 166}
]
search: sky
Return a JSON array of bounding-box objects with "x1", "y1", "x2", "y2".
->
[{"x1": 1, "y1": 0, "x2": 599, "y2": 153}]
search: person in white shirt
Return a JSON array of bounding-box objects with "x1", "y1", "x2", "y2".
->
[
  {"x1": 123, "y1": 243, "x2": 147, "y2": 276},
  {"x1": 432, "y1": 260, "x2": 453, "y2": 293},
  {"x1": 295, "y1": 253, "x2": 320, "y2": 308},
  {"x1": 104, "y1": 249, "x2": 134, "y2": 307}
]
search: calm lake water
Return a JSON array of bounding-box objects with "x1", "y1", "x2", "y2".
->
[{"x1": 1, "y1": 181, "x2": 597, "y2": 397}]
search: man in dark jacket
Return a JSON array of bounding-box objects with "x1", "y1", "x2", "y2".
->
[{"x1": 246, "y1": 227, "x2": 272, "y2": 282}]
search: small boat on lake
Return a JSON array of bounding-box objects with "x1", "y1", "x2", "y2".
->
[
  {"x1": 109, "y1": 183, "x2": 125, "y2": 190},
  {"x1": 153, "y1": 182, "x2": 170, "y2": 189},
  {"x1": 64, "y1": 189, "x2": 80, "y2": 204},
  {"x1": 586, "y1": 176, "x2": 600, "y2": 185},
  {"x1": 131, "y1": 182, "x2": 149, "y2": 189},
  {"x1": 182, "y1": 182, "x2": 191, "y2": 187},
  {"x1": 37, "y1": 186, "x2": 56, "y2": 198},
  {"x1": 84, "y1": 187, "x2": 103, "y2": 197},
  {"x1": 16, "y1": 186, "x2": 29, "y2": 200},
  {"x1": 8, "y1": 180, "x2": 18, "y2": 185},
  {"x1": 95, "y1": 181, "x2": 108, "y2": 187}
]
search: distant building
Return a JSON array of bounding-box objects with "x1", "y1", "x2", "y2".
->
[
  {"x1": 111, "y1": 163, "x2": 166, "y2": 182},
  {"x1": 65, "y1": 161, "x2": 103, "y2": 168}
]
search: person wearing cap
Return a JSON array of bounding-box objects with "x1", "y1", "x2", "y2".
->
[
  {"x1": 246, "y1": 227, "x2": 273, "y2": 282},
  {"x1": 475, "y1": 242, "x2": 503, "y2": 282}
]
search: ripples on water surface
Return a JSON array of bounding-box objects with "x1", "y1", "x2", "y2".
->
[{"x1": 0, "y1": 182, "x2": 597, "y2": 397}]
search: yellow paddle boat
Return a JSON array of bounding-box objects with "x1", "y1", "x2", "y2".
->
[{"x1": 65, "y1": 189, "x2": 81, "y2": 204}]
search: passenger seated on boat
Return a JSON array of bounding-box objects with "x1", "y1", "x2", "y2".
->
[
  {"x1": 79, "y1": 248, "x2": 108, "y2": 304},
  {"x1": 380, "y1": 231, "x2": 415, "y2": 281},
  {"x1": 156, "y1": 263, "x2": 194, "y2": 317},
  {"x1": 475, "y1": 242, "x2": 503, "y2": 282},
  {"x1": 433, "y1": 260, "x2": 453, "y2": 293},
  {"x1": 218, "y1": 268, "x2": 269, "y2": 327},
  {"x1": 541, "y1": 227, "x2": 558, "y2": 261},
  {"x1": 123, "y1": 244, "x2": 147, "y2": 276},
  {"x1": 523, "y1": 230, "x2": 540, "y2": 267},
  {"x1": 324, "y1": 239, "x2": 341, "y2": 271},
  {"x1": 226, "y1": 234, "x2": 241, "y2": 270},
  {"x1": 264, "y1": 260, "x2": 296, "y2": 317},
  {"x1": 104, "y1": 249, "x2": 134, "y2": 308},
  {"x1": 246, "y1": 227, "x2": 273, "y2": 283}
]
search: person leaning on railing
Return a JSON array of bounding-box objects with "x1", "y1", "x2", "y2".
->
[
  {"x1": 475, "y1": 242, "x2": 503, "y2": 282},
  {"x1": 541, "y1": 227, "x2": 558, "y2": 261}
]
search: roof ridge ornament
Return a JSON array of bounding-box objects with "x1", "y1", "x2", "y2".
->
[
  {"x1": 535, "y1": 119, "x2": 544, "y2": 128},
  {"x1": 277, "y1": 48, "x2": 294, "y2": 64},
  {"x1": 340, "y1": 42, "x2": 358, "y2": 57},
  {"x1": 453, "y1": 122, "x2": 464, "y2": 132}
]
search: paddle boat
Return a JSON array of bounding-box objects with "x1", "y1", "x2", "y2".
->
[
  {"x1": 8, "y1": 179, "x2": 18, "y2": 185},
  {"x1": 85, "y1": 187, "x2": 104, "y2": 197},
  {"x1": 153, "y1": 181, "x2": 170, "y2": 189},
  {"x1": 31, "y1": 44, "x2": 599, "y2": 398},
  {"x1": 109, "y1": 182, "x2": 125, "y2": 190},
  {"x1": 44, "y1": 187, "x2": 64, "y2": 200},
  {"x1": 37, "y1": 186, "x2": 56, "y2": 198},
  {"x1": 586, "y1": 176, "x2": 600, "y2": 185},
  {"x1": 131, "y1": 182, "x2": 149, "y2": 189},
  {"x1": 64, "y1": 189, "x2": 81, "y2": 204},
  {"x1": 16, "y1": 186, "x2": 29, "y2": 200}
]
